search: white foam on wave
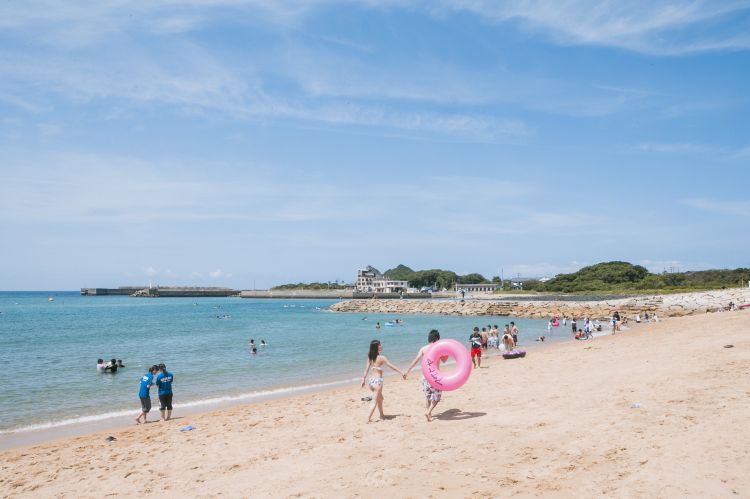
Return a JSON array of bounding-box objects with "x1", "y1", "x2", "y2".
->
[{"x1": 0, "y1": 377, "x2": 360, "y2": 436}]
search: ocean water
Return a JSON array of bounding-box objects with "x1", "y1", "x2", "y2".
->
[{"x1": 0, "y1": 292, "x2": 562, "y2": 434}]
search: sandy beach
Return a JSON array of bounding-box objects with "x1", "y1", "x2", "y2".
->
[{"x1": 2, "y1": 311, "x2": 748, "y2": 498}]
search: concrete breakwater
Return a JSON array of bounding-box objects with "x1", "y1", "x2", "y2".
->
[{"x1": 328, "y1": 288, "x2": 750, "y2": 319}]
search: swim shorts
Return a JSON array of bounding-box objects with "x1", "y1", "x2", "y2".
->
[
  {"x1": 140, "y1": 396, "x2": 151, "y2": 413},
  {"x1": 159, "y1": 394, "x2": 173, "y2": 411},
  {"x1": 421, "y1": 378, "x2": 442, "y2": 402},
  {"x1": 471, "y1": 347, "x2": 482, "y2": 358}
]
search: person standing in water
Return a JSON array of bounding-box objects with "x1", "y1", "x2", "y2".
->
[
  {"x1": 135, "y1": 365, "x2": 158, "y2": 424},
  {"x1": 404, "y1": 329, "x2": 443, "y2": 422},
  {"x1": 360, "y1": 340, "x2": 405, "y2": 423},
  {"x1": 155, "y1": 363, "x2": 174, "y2": 421}
]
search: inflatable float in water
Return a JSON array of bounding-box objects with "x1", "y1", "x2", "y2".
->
[{"x1": 502, "y1": 350, "x2": 526, "y2": 359}]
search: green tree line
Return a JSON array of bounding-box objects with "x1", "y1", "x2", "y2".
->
[{"x1": 520, "y1": 261, "x2": 750, "y2": 293}]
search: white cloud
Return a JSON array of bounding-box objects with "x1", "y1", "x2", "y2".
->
[
  {"x1": 436, "y1": 1, "x2": 750, "y2": 55},
  {"x1": 144, "y1": 266, "x2": 159, "y2": 276},
  {"x1": 635, "y1": 142, "x2": 717, "y2": 154},
  {"x1": 683, "y1": 198, "x2": 750, "y2": 217},
  {"x1": 209, "y1": 269, "x2": 233, "y2": 279}
]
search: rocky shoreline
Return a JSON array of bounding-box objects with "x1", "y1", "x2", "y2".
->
[{"x1": 328, "y1": 288, "x2": 750, "y2": 319}]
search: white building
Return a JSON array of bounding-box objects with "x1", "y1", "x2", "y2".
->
[
  {"x1": 455, "y1": 283, "x2": 499, "y2": 293},
  {"x1": 356, "y1": 266, "x2": 408, "y2": 293}
]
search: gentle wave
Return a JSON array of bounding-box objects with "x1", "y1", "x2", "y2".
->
[{"x1": 0, "y1": 377, "x2": 359, "y2": 435}]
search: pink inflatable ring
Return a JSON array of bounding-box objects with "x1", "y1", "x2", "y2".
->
[{"x1": 421, "y1": 339, "x2": 472, "y2": 391}]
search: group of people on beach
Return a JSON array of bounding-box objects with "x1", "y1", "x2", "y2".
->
[{"x1": 135, "y1": 363, "x2": 174, "y2": 424}]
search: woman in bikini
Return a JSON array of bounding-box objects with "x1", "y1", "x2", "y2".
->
[{"x1": 361, "y1": 339, "x2": 405, "y2": 423}]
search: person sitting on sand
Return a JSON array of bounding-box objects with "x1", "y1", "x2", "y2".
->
[
  {"x1": 360, "y1": 340, "x2": 405, "y2": 423},
  {"x1": 404, "y1": 329, "x2": 443, "y2": 422}
]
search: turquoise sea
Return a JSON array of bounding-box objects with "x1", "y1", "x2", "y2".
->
[{"x1": 0, "y1": 292, "x2": 561, "y2": 434}]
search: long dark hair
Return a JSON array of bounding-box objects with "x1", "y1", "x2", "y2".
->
[
  {"x1": 368, "y1": 340, "x2": 380, "y2": 363},
  {"x1": 428, "y1": 329, "x2": 440, "y2": 343}
]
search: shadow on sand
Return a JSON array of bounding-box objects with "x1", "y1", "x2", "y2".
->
[{"x1": 434, "y1": 408, "x2": 486, "y2": 421}]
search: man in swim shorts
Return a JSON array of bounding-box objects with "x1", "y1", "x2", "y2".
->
[
  {"x1": 135, "y1": 365, "x2": 158, "y2": 424},
  {"x1": 510, "y1": 321, "x2": 519, "y2": 345},
  {"x1": 405, "y1": 329, "x2": 443, "y2": 422},
  {"x1": 155, "y1": 363, "x2": 174, "y2": 421},
  {"x1": 469, "y1": 327, "x2": 482, "y2": 368},
  {"x1": 480, "y1": 327, "x2": 488, "y2": 351}
]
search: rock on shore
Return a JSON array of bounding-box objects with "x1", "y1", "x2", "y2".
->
[{"x1": 328, "y1": 288, "x2": 750, "y2": 319}]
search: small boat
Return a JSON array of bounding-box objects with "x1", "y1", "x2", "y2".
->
[{"x1": 48, "y1": 296, "x2": 54, "y2": 302}]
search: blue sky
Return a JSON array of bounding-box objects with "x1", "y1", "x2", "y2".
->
[{"x1": 1, "y1": 1, "x2": 749, "y2": 290}]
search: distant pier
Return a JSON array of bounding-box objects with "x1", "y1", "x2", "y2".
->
[
  {"x1": 81, "y1": 287, "x2": 432, "y2": 299},
  {"x1": 81, "y1": 287, "x2": 239, "y2": 297}
]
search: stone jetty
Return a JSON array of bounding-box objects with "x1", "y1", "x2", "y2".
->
[{"x1": 328, "y1": 288, "x2": 750, "y2": 319}]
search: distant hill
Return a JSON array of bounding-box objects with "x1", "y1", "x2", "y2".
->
[{"x1": 525, "y1": 261, "x2": 750, "y2": 293}]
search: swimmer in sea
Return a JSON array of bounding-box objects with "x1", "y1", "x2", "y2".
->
[
  {"x1": 361, "y1": 340, "x2": 405, "y2": 423},
  {"x1": 375, "y1": 322, "x2": 380, "y2": 330},
  {"x1": 96, "y1": 358, "x2": 107, "y2": 372},
  {"x1": 260, "y1": 340, "x2": 267, "y2": 347}
]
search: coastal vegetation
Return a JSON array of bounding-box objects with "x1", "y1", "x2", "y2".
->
[
  {"x1": 384, "y1": 264, "x2": 490, "y2": 289},
  {"x1": 518, "y1": 261, "x2": 750, "y2": 294}
]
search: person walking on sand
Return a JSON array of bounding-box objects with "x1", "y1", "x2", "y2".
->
[
  {"x1": 404, "y1": 329, "x2": 443, "y2": 422},
  {"x1": 360, "y1": 340, "x2": 405, "y2": 423},
  {"x1": 155, "y1": 363, "x2": 174, "y2": 421},
  {"x1": 135, "y1": 365, "x2": 158, "y2": 424},
  {"x1": 470, "y1": 327, "x2": 482, "y2": 368}
]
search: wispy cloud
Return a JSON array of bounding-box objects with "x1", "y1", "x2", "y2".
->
[
  {"x1": 683, "y1": 198, "x2": 750, "y2": 217},
  {"x1": 437, "y1": 1, "x2": 750, "y2": 55},
  {"x1": 635, "y1": 142, "x2": 718, "y2": 154}
]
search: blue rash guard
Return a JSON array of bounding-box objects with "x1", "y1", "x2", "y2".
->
[
  {"x1": 156, "y1": 371, "x2": 174, "y2": 396},
  {"x1": 138, "y1": 373, "x2": 153, "y2": 398}
]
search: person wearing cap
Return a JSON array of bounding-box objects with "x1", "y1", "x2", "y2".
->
[
  {"x1": 135, "y1": 365, "x2": 159, "y2": 424},
  {"x1": 155, "y1": 363, "x2": 174, "y2": 421}
]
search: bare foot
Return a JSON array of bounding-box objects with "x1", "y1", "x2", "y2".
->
[{"x1": 425, "y1": 412, "x2": 432, "y2": 422}]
